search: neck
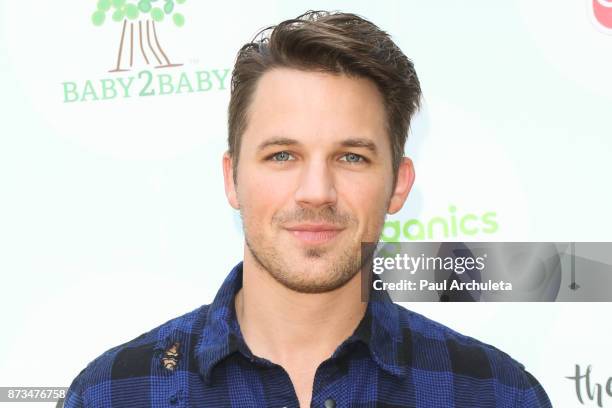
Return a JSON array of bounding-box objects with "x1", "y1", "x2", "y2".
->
[{"x1": 234, "y1": 250, "x2": 367, "y2": 367}]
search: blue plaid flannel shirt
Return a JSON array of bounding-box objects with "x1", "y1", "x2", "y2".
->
[{"x1": 65, "y1": 261, "x2": 552, "y2": 407}]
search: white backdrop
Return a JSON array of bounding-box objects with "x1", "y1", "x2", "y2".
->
[{"x1": 1, "y1": 1, "x2": 611, "y2": 407}]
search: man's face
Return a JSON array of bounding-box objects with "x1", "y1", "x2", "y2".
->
[{"x1": 223, "y1": 68, "x2": 414, "y2": 293}]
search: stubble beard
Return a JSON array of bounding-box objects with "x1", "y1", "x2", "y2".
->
[{"x1": 242, "y1": 206, "x2": 377, "y2": 294}]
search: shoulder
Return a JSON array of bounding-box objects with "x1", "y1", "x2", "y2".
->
[
  {"x1": 64, "y1": 304, "x2": 210, "y2": 408},
  {"x1": 395, "y1": 303, "x2": 525, "y2": 377},
  {"x1": 394, "y1": 304, "x2": 552, "y2": 406}
]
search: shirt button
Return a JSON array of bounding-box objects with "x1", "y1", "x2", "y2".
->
[{"x1": 324, "y1": 398, "x2": 336, "y2": 408}]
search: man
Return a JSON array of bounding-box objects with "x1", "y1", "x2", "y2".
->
[{"x1": 65, "y1": 11, "x2": 552, "y2": 407}]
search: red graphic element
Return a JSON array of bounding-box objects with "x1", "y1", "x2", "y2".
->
[{"x1": 592, "y1": 0, "x2": 612, "y2": 31}]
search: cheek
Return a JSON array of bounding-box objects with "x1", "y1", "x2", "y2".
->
[
  {"x1": 237, "y1": 171, "x2": 293, "y2": 223},
  {"x1": 337, "y1": 177, "x2": 390, "y2": 223}
]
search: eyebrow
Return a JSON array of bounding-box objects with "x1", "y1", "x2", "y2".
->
[
  {"x1": 257, "y1": 137, "x2": 300, "y2": 152},
  {"x1": 339, "y1": 138, "x2": 378, "y2": 155},
  {"x1": 257, "y1": 136, "x2": 379, "y2": 155}
]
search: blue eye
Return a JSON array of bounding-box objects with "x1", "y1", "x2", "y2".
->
[
  {"x1": 342, "y1": 153, "x2": 364, "y2": 163},
  {"x1": 270, "y1": 151, "x2": 293, "y2": 161}
]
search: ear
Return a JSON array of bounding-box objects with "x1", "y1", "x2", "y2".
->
[
  {"x1": 387, "y1": 157, "x2": 415, "y2": 214},
  {"x1": 222, "y1": 151, "x2": 240, "y2": 210}
]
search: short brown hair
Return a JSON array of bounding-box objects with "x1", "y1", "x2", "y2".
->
[{"x1": 228, "y1": 10, "x2": 421, "y2": 185}]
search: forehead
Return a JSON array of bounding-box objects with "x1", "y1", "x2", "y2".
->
[{"x1": 242, "y1": 68, "x2": 389, "y2": 150}]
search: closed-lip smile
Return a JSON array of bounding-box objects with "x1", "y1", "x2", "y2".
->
[{"x1": 284, "y1": 223, "x2": 344, "y2": 244}]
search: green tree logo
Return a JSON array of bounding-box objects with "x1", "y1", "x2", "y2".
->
[{"x1": 91, "y1": 0, "x2": 186, "y2": 72}]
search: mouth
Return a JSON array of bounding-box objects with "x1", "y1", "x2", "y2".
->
[{"x1": 283, "y1": 223, "x2": 345, "y2": 245}]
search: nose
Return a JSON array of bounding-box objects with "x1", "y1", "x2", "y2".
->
[{"x1": 294, "y1": 157, "x2": 337, "y2": 208}]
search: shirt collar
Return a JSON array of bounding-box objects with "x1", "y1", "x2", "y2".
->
[{"x1": 195, "y1": 261, "x2": 409, "y2": 384}]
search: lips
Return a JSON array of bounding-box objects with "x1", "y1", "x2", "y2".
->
[{"x1": 284, "y1": 224, "x2": 344, "y2": 244}]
